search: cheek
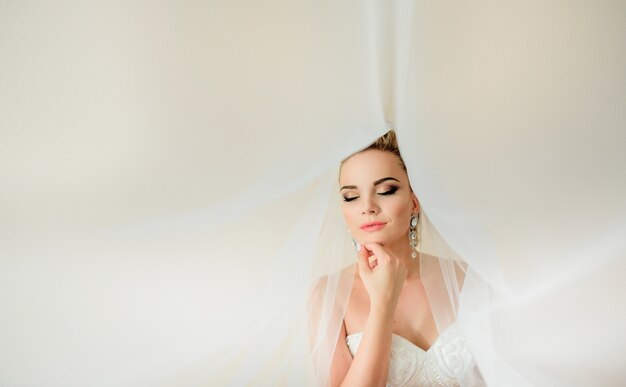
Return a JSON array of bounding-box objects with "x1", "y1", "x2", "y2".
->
[
  {"x1": 341, "y1": 206, "x2": 357, "y2": 229},
  {"x1": 388, "y1": 199, "x2": 412, "y2": 224},
  {"x1": 342, "y1": 206, "x2": 365, "y2": 237}
]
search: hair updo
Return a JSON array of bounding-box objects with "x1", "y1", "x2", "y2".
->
[
  {"x1": 341, "y1": 130, "x2": 408, "y2": 173},
  {"x1": 360, "y1": 130, "x2": 408, "y2": 173}
]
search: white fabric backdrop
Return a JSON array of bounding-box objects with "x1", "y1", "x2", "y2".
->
[{"x1": 1, "y1": 1, "x2": 625, "y2": 386}]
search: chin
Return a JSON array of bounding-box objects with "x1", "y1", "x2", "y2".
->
[{"x1": 359, "y1": 235, "x2": 388, "y2": 246}]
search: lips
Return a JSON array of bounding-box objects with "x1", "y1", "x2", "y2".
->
[{"x1": 360, "y1": 221, "x2": 387, "y2": 232}]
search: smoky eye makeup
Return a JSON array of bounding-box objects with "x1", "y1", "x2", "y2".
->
[
  {"x1": 378, "y1": 185, "x2": 399, "y2": 195},
  {"x1": 341, "y1": 185, "x2": 399, "y2": 201},
  {"x1": 339, "y1": 177, "x2": 401, "y2": 202}
]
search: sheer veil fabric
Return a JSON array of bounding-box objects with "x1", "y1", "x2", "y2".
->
[{"x1": 1, "y1": 1, "x2": 625, "y2": 386}]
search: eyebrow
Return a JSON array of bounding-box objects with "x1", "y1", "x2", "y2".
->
[{"x1": 340, "y1": 177, "x2": 400, "y2": 191}]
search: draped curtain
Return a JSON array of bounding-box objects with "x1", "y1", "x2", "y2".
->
[{"x1": 1, "y1": 1, "x2": 625, "y2": 386}]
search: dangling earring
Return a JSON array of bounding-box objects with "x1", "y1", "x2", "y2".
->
[
  {"x1": 347, "y1": 229, "x2": 361, "y2": 252},
  {"x1": 409, "y1": 213, "x2": 419, "y2": 258}
]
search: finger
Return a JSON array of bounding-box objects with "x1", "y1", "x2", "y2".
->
[
  {"x1": 362, "y1": 246, "x2": 377, "y2": 269},
  {"x1": 363, "y1": 243, "x2": 390, "y2": 262},
  {"x1": 368, "y1": 255, "x2": 378, "y2": 269},
  {"x1": 356, "y1": 245, "x2": 373, "y2": 272}
]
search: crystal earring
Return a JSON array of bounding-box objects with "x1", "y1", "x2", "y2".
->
[
  {"x1": 348, "y1": 229, "x2": 361, "y2": 252},
  {"x1": 409, "y1": 213, "x2": 419, "y2": 258}
]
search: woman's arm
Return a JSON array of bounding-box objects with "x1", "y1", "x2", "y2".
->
[
  {"x1": 330, "y1": 306, "x2": 395, "y2": 387},
  {"x1": 330, "y1": 243, "x2": 406, "y2": 387}
]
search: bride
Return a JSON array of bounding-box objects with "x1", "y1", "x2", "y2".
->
[
  {"x1": 1, "y1": 2, "x2": 624, "y2": 386},
  {"x1": 313, "y1": 131, "x2": 482, "y2": 386}
]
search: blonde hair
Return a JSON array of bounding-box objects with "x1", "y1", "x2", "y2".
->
[
  {"x1": 341, "y1": 130, "x2": 408, "y2": 173},
  {"x1": 360, "y1": 130, "x2": 407, "y2": 173}
]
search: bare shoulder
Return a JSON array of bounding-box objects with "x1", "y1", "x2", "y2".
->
[
  {"x1": 310, "y1": 262, "x2": 357, "y2": 289},
  {"x1": 419, "y1": 252, "x2": 468, "y2": 291},
  {"x1": 308, "y1": 262, "x2": 358, "y2": 313},
  {"x1": 308, "y1": 263, "x2": 358, "y2": 347}
]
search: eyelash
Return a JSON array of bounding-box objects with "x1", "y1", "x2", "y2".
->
[{"x1": 342, "y1": 186, "x2": 399, "y2": 202}]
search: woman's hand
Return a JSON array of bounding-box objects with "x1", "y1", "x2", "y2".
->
[{"x1": 356, "y1": 242, "x2": 407, "y2": 313}]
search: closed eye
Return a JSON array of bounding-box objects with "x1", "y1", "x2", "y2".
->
[
  {"x1": 378, "y1": 186, "x2": 399, "y2": 196},
  {"x1": 343, "y1": 186, "x2": 398, "y2": 201}
]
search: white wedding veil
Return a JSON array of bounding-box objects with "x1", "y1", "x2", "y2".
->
[{"x1": 1, "y1": 1, "x2": 625, "y2": 386}]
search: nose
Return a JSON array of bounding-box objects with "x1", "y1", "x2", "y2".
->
[{"x1": 361, "y1": 195, "x2": 379, "y2": 215}]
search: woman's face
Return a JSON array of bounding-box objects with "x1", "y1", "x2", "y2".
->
[{"x1": 339, "y1": 149, "x2": 419, "y2": 249}]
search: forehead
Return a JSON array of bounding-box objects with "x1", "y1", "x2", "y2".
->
[{"x1": 339, "y1": 150, "x2": 407, "y2": 185}]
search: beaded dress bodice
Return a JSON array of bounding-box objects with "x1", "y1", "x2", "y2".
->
[{"x1": 345, "y1": 323, "x2": 476, "y2": 386}]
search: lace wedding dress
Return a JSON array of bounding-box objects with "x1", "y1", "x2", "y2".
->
[{"x1": 346, "y1": 323, "x2": 476, "y2": 386}]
